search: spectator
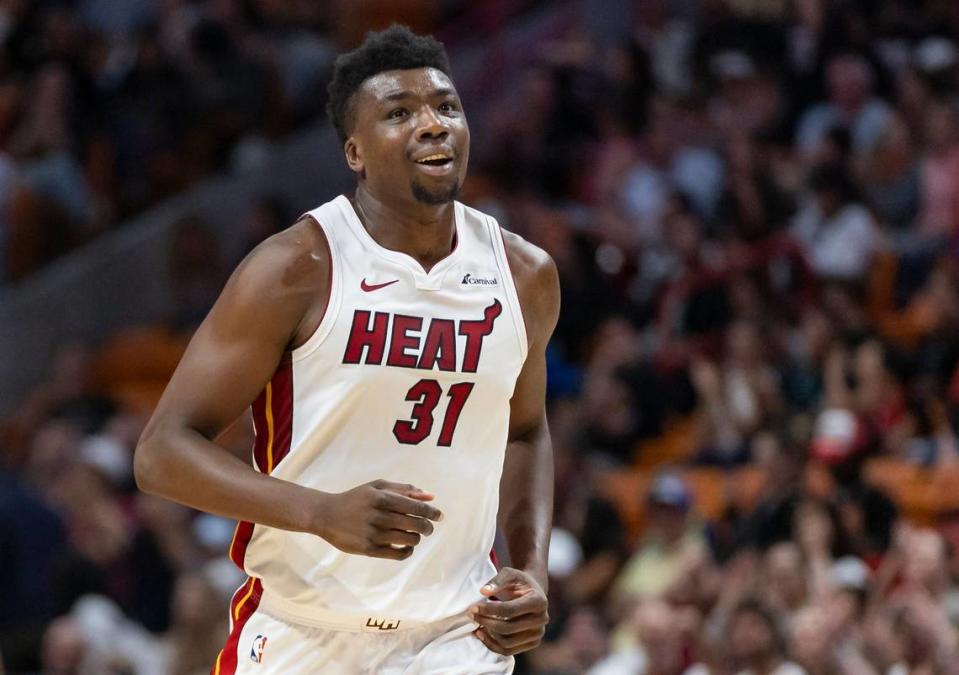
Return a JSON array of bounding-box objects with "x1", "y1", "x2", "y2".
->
[
  {"x1": 2, "y1": 5, "x2": 959, "y2": 674},
  {"x1": 796, "y1": 54, "x2": 893, "y2": 161},
  {"x1": 610, "y1": 472, "x2": 706, "y2": 607},
  {"x1": 587, "y1": 599, "x2": 687, "y2": 675},
  {"x1": 916, "y1": 100, "x2": 959, "y2": 242},
  {"x1": 726, "y1": 598, "x2": 806, "y2": 675},
  {"x1": 791, "y1": 164, "x2": 880, "y2": 282},
  {"x1": 691, "y1": 320, "x2": 782, "y2": 465},
  {"x1": 762, "y1": 543, "x2": 810, "y2": 617}
]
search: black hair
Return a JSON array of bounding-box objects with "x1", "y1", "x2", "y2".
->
[
  {"x1": 808, "y1": 163, "x2": 858, "y2": 202},
  {"x1": 326, "y1": 24, "x2": 452, "y2": 144}
]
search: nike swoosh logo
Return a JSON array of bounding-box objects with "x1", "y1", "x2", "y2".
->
[{"x1": 360, "y1": 278, "x2": 399, "y2": 292}]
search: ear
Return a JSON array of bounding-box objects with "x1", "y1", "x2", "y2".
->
[{"x1": 344, "y1": 137, "x2": 364, "y2": 175}]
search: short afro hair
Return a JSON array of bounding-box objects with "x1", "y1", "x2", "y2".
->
[{"x1": 326, "y1": 24, "x2": 452, "y2": 144}]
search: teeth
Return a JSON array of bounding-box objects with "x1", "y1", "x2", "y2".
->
[{"x1": 416, "y1": 154, "x2": 450, "y2": 163}]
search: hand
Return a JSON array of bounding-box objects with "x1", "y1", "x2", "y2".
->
[
  {"x1": 312, "y1": 480, "x2": 443, "y2": 560},
  {"x1": 470, "y1": 567, "x2": 549, "y2": 656}
]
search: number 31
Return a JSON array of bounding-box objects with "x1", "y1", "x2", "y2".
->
[{"x1": 393, "y1": 380, "x2": 474, "y2": 446}]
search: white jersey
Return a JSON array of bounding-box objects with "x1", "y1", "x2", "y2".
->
[{"x1": 229, "y1": 194, "x2": 528, "y2": 630}]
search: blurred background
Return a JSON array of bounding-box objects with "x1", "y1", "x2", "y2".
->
[{"x1": 2, "y1": 0, "x2": 959, "y2": 673}]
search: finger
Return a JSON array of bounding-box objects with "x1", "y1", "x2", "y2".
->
[
  {"x1": 472, "y1": 613, "x2": 546, "y2": 637},
  {"x1": 372, "y1": 512, "x2": 435, "y2": 536},
  {"x1": 366, "y1": 544, "x2": 414, "y2": 561},
  {"x1": 473, "y1": 627, "x2": 510, "y2": 656},
  {"x1": 378, "y1": 491, "x2": 443, "y2": 521},
  {"x1": 487, "y1": 627, "x2": 546, "y2": 650},
  {"x1": 480, "y1": 579, "x2": 529, "y2": 600},
  {"x1": 475, "y1": 626, "x2": 544, "y2": 657},
  {"x1": 372, "y1": 480, "x2": 435, "y2": 500},
  {"x1": 371, "y1": 529, "x2": 421, "y2": 548},
  {"x1": 471, "y1": 597, "x2": 545, "y2": 621},
  {"x1": 508, "y1": 637, "x2": 546, "y2": 655}
]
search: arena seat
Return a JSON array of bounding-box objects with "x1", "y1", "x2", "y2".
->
[
  {"x1": 93, "y1": 325, "x2": 190, "y2": 415},
  {"x1": 862, "y1": 458, "x2": 957, "y2": 525},
  {"x1": 94, "y1": 326, "x2": 189, "y2": 382},
  {"x1": 633, "y1": 416, "x2": 699, "y2": 468},
  {"x1": 598, "y1": 465, "x2": 766, "y2": 542}
]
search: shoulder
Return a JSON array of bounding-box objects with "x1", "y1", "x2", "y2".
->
[
  {"x1": 501, "y1": 228, "x2": 560, "y2": 348},
  {"x1": 233, "y1": 217, "x2": 329, "y2": 293},
  {"x1": 219, "y1": 217, "x2": 330, "y2": 336},
  {"x1": 501, "y1": 228, "x2": 556, "y2": 290}
]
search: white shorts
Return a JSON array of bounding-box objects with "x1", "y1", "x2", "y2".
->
[{"x1": 212, "y1": 579, "x2": 514, "y2": 675}]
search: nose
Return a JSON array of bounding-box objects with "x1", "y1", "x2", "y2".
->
[{"x1": 414, "y1": 106, "x2": 449, "y2": 142}]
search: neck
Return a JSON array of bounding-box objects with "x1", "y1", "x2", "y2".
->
[{"x1": 353, "y1": 184, "x2": 456, "y2": 272}]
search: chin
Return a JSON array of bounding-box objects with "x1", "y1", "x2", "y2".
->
[{"x1": 411, "y1": 180, "x2": 461, "y2": 205}]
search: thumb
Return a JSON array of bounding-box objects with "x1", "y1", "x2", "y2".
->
[
  {"x1": 481, "y1": 582, "x2": 499, "y2": 597},
  {"x1": 480, "y1": 572, "x2": 505, "y2": 597}
]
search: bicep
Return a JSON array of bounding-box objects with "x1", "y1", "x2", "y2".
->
[
  {"x1": 145, "y1": 244, "x2": 314, "y2": 447},
  {"x1": 508, "y1": 348, "x2": 548, "y2": 440},
  {"x1": 507, "y1": 253, "x2": 560, "y2": 441},
  {"x1": 151, "y1": 309, "x2": 286, "y2": 443}
]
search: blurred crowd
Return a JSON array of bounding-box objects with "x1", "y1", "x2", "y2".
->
[
  {"x1": 4, "y1": 0, "x2": 959, "y2": 673},
  {"x1": 477, "y1": 1, "x2": 959, "y2": 673},
  {"x1": 0, "y1": 0, "x2": 359, "y2": 284}
]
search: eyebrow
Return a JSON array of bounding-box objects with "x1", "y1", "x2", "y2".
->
[{"x1": 383, "y1": 87, "x2": 457, "y2": 102}]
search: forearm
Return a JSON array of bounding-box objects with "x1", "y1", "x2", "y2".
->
[
  {"x1": 135, "y1": 424, "x2": 319, "y2": 534},
  {"x1": 498, "y1": 420, "x2": 553, "y2": 591}
]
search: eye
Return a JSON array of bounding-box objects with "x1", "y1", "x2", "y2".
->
[
  {"x1": 388, "y1": 108, "x2": 408, "y2": 119},
  {"x1": 439, "y1": 101, "x2": 457, "y2": 113}
]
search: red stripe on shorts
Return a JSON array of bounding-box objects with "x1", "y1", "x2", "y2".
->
[{"x1": 212, "y1": 577, "x2": 263, "y2": 675}]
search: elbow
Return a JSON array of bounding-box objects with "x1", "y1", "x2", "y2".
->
[{"x1": 133, "y1": 428, "x2": 166, "y2": 495}]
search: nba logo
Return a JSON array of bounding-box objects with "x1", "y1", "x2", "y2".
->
[{"x1": 250, "y1": 635, "x2": 268, "y2": 664}]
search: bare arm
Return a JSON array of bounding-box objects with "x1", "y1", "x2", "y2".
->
[
  {"x1": 135, "y1": 222, "x2": 325, "y2": 530},
  {"x1": 498, "y1": 249, "x2": 560, "y2": 589},
  {"x1": 500, "y1": 231, "x2": 560, "y2": 588},
  {"x1": 472, "y1": 229, "x2": 560, "y2": 656},
  {"x1": 135, "y1": 220, "x2": 441, "y2": 559}
]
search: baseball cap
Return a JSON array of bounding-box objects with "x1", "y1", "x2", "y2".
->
[{"x1": 811, "y1": 408, "x2": 863, "y2": 465}]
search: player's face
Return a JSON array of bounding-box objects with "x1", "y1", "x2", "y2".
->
[{"x1": 347, "y1": 67, "x2": 469, "y2": 206}]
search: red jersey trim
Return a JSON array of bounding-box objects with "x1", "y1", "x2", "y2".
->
[{"x1": 230, "y1": 358, "x2": 294, "y2": 571}]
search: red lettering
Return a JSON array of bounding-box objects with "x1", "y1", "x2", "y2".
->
[
  {"x1": 417, "y1": 319, "x2": 456, "y2": 371},
  {"x1": 342, "y1": 310, "x2": 389, "y2": 364},
  {"x1": 386, "y1": 315, "x2": 422, "y2": 368},
  {"x1": 393, "y1": 380, "x2": 474, "y2": 446},
  {"x1": 393, "y1": 379, "x2": 442, "y2": 444},
  {"x1": 458, "y1": 300, "x2": 502, "y2": 373},
  {"x1": 438, "y1": 382, "x2": 474, "y2": 446}
]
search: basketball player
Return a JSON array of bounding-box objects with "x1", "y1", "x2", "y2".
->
[{"x1": 134, "y1": 25, "x2": 558, "y2": 674}]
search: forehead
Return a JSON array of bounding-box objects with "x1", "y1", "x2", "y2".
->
[{"x1": 358, "y1": 67, "x2": 457, "y2": 103}]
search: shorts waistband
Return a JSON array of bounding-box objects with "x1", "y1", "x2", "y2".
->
[{"x1": 258, "y1": 588, "x2": 430, "y2": 633}]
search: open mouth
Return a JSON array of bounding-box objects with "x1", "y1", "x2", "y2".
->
[{"x1": 413, "y1": 153, "x2": 454, "y2": 167}]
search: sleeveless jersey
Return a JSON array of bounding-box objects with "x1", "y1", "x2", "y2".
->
[{"x1": 229, "y1": 195, "x2": 529, "y2": 629}]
